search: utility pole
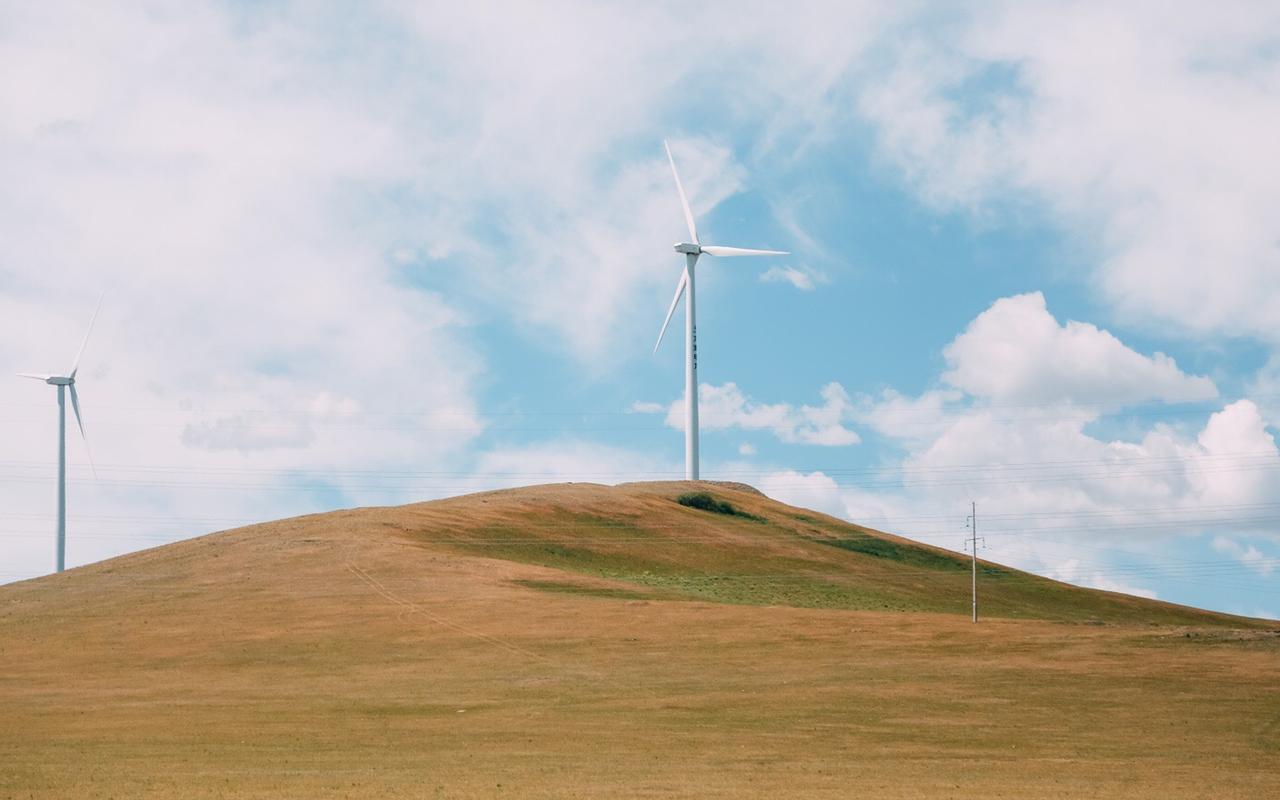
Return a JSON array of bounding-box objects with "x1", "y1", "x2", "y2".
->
[{"x1": 965, "y1": 501, "x2": 982, "y2": 623}]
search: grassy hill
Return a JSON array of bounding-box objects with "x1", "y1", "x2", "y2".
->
[
  {"x1": 373, "y1": 481, "x2": 1265, "y2": 626},
  {"x1": 1, "y1": 481, "x2": 1276, "y2": 798}
]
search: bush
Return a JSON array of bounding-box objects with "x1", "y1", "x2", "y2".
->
[{"x1": 676, "y1": 492, "x2": 764, "y2": 521}]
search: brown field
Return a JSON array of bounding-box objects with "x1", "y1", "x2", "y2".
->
[{"x1": 1, "y1": 481, "x2": 1277, "y2": 798}]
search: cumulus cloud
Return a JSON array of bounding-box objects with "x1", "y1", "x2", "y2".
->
[
  {"x1": 1188, "y1": 401, "x2": 1280, "y2": 510},
  {"x1": 758, "y1": 470, "x2": 847, "y2": 519},
  {"x1": 821, "y1": 295, "x2": 1279, "y2": 602},
  {"x1": 638, "y1": 382, "x2": 860, "y2": 446},
  {"x1": 839, "y1": 391, "x2": 1280, "y2": 601},
  {"x1": 941, "y1": 292, "x2": 1217, "y2": 406},
  {"x1": 857, "y1": 388, "x2": 963, "y2": 445}
]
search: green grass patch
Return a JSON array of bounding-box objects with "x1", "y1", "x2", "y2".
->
[
  {"x1": 425, "y1": 506, "x2": 1252, "y2": 625},
  {"x1": 815, "y1": 535, "x2": 971, "y2": 573},
  {"x1": 676, "y1": 492, "x2": 764, "y2": 521},
  {"x1": 615, "y1": 572, "x2": 951, "y2": 612},
  {"x1": 513, "y1": 579, "x2": 652, "y2": 600}
]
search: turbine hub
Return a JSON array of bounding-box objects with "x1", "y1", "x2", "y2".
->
[{"x1": 674, "y1": 242, "x2": 701, "y2": 255}]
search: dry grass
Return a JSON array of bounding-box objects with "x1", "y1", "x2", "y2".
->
[{"x1": 1, "y1": 481, "x2": 1276, "y2": 798}]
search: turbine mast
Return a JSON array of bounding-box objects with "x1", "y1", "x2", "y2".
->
[
  {"x1": 685, "y1": 253, "x2": 699, "y2": 481},
  {"x1": 57, "y1": 384, "x2": 66, "y2": 573}
]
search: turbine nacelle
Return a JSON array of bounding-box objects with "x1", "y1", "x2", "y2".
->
[
  {"x1": 674, "y1": 242, "x2": 701, "y2": 255},
  {"x1": 17, "y1": 373, "x2": 72, "y2": 386}
]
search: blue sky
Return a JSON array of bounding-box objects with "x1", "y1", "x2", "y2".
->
[{"x1": 2, "y1": 1, "x2": 1279, "y2": 619}]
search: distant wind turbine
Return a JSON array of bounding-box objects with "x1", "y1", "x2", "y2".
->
[
  {"x1": 18, "y1": 293, "x2": 103, "y2": 573},
  {"x1": 654, "y1": 141, "x2": 787, "y2": 481}
]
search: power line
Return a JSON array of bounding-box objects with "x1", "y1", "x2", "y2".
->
[
  {"x1": 0, "y1": 460, "x2": 1277, "y2": 494},
  {"x1": 2, "y1": 447, "x2": 1276, "y2": 477},
  {"x1": 4, "y1": 390, "x2": 1278, "y2": 417}
]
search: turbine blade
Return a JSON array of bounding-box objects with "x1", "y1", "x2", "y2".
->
[
  {"x1": 699, "y1": 245, "x2": 790, "y2": 257},
  {"x1": 664, "y1": 140, "x2": 699, "y2": 244},
  {"x1": 68, "y1": 384, "x2": 97, "y2": 480},
  {"x1": 17, "y1": 373, "x2": 52, "y2": 381},
  {"x1": 69, "y1": 290, "x2": 105, "y2": 379},
  {"x1": 654, "y1": 269, "x2": 688, "y2": 354}
]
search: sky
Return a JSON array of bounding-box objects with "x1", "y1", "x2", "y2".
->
[{"x1": 2, "y1": 1, "x2": 1279, "y2": 619}]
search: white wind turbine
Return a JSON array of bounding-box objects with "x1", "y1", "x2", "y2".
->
[
  {"x1": 17, "y1": 294, "x2": 103, "y2": 573},
  {"x1": 654, "y1": 141, "x2": 787, "y2": 481}
]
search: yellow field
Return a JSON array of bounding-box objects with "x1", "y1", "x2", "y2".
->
[{"x1": 1, "y1": 482, "x2": 1276, "y2": 798}]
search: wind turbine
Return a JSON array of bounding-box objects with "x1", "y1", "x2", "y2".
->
[
  {"x1": 654, "y1": 141, "x2": 787, "y2": 481},
  {"x1": 17, "y1": 294, "x2": 102, "y2": 573}
]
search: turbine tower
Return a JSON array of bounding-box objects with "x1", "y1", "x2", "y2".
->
[
  {"x1": 18, "y1": 294, "x2": 102, "y2": 573},
  {"x1": 654, "y1": 141, "x2": 787, "y2": 480}
]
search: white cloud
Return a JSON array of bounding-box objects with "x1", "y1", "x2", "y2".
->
[
  {"x1": 0, "y1": 4, "x2": 485, "y2": 579},
  {"x1": 176, "y1": 390, "x2": 366, "y2": 454},
  {"x1": 847, "y1": 293, "x2": 1235, "y2": 539},
  {"x1": 826, "y1": 296, "x2": 1280, "y2": 605},
  {"x1": 760, "y1": 265, "x2": 826, "y2": 291},
  {"x1": 1089, "y1": 578, "x2": 1157, "y2": 601},
  {"x1": 639, "y1": 382, "x2": 861, "y2": 446},
  {"x1": 1245, "y1": 355, "x2": 1280, "y2": 428},
  {"x1": 888, "y1": 398, "x2": 1280, "y2": 531},
  {"x1": 941, "y1": 292, "x2": 1217, "y2": 407},
  {"x1": 1194, "y1": 400, "x2": 1280, "y2": 507},
  {"x1": 857, "y1": 388, "x2": 963, "y2": 445},
  {"x1": 472, "y1": 441, "x2": 677, "y2": 488},
  {"x1": 758, "y1": 470, "x2": 847, "y2": 519},
  {"x1": 181, "y1": 412, "x2": 317, "y2": 453},
  {"x1": 629, "y1": 401, "x2": 667, "y2": 415},
  {"x1": 1212, "y1": 536, "x2": 1277, "y2": 578},
  {"x1": 838, "y1": 392, "x2": 1280, "y2": 604},
  {"x1": 1049, "y1": 558, "x2": 1158, "y2": 598},
  {"x1": 738, "y1": 442, "x2": 757, "y2": 456},
  {"x1": 857, "y1": 3, "x2": 1280, "y2": 343}
]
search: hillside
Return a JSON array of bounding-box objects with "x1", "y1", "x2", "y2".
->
[
  {"x1": 1, "y1": 481, "x2": 1277, "y2": 798},
  {"x1": 365, "y1": 481, "x2": 1264, "y2": 626}
]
